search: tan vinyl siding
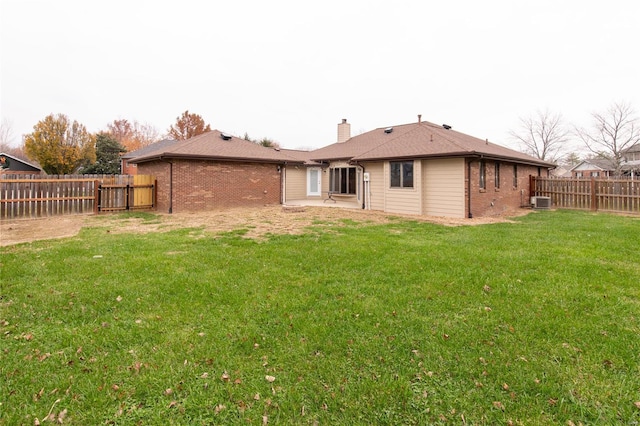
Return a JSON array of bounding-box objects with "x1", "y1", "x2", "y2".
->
[
  {"x1": 422, "y1": 158, "x2": 465, "y2": 218},
  {"x1": 284, "y1": 166, "x2": 307, "y2": 201},
  {"x1": 383, "y1": 161, "x2": 422, "y2": 215},
  {"x1": 365, "y1": 162, "x2": 385, "y2": 211}
]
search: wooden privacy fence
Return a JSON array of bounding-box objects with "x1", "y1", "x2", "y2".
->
[
  {"x1": 531, "y1": 176, "x2": 640, "y2": 214},
  {"x1": 0, "y1": 174, "x2": 156, "y2": 219}
]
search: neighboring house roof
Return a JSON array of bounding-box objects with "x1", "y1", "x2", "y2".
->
[
  {"x1": 0, "y1": 152, "x2": 43, "y2": 172},
  {"x1": 310, "y1": 120, "x2": 555, "y2": 167},
  {"x1": 624, "y1": 143, "x2": 640, "y2": 154},
  {"x1": 551, "y1": 166, "x2": 572, "y2": 177},
  {"x1": 571, "y1": 157, "x2": 640, "y2": 173},
  {"x1": 129, "y1": 131, "x2": 305, "y2": 165},
  {"x1": 570, "y1": 158, "x2": 615, "y2": 172}
]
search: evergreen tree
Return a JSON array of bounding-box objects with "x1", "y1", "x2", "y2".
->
[{"x1": 83, "y1": 133, "x2": 126, "y2": 174}]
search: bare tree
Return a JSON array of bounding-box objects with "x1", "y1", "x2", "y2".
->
[
  {"x1": 509, "y1": 109, "x2": 570, "y2": 163},
  {"x1": 576, "y1": 101, "x2": 640, "y2": 177},
  {"x1": 0, "y1": 119, "x2": 16, "y2": 150}
]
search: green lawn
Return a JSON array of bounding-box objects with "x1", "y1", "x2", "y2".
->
[{"x1": 1, "y1": 210, "x2": 639, "y2": 425}]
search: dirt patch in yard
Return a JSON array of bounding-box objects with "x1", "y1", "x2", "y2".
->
[{"x1": 0, "y1": 205, "x2": 530, "y2": 247}]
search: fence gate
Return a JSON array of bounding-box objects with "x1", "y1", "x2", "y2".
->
[{"x1": 98, "y1": 175, "x2": 155, "y2": 212}]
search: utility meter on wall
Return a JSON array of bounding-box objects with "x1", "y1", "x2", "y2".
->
[{"x1": 363, "y1": 172, "x2": 370, "y2": 182}]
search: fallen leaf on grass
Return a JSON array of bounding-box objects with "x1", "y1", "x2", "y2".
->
[
  {"x1": 634, "y1": 401, "x2": 640, "y2": 409},
  {"x1": 168, "y1": 401, "x2": 178, "y2": 408},
  {"x1": 221, "y1": 372, "x2": 230, "y2": 382},
  {"x1": 34, "y1": 388, "x2": 44, "y2": 401},
  {"x1": 493, "y1": 401, "x2": 505, "y2": 411},
  {"x1": 265, "y1": 375, "x2": 276, "y2": 383}
]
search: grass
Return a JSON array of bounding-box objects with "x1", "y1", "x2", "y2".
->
[{"x1": 1, "y1": 210, "x2": 639, "y2": 425}]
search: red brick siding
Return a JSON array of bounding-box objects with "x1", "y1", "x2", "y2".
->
[
  {"x1": 121, "y1": 159, "x2": 138, "y2": 175},
  {"x1": 466, "y1": 159, "x2": 547, "y2": 217},
  {"x1": 138, "y1": 159, "x2": 282, "y2": 213}
]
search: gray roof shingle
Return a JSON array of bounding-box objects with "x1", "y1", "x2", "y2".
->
[
  {"x1": 130, "y1": 131, "x2": 304, "y2": 164},
  {"x1": 311, "y1": 121, "x2": 554, "y2": 167}
]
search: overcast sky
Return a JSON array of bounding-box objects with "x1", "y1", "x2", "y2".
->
[{"x1": 1, "y1": 0, "x2": 639, "y2": 152}]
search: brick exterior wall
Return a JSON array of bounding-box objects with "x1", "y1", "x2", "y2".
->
[
  {"x1": 466, "y1": 158, "x2": 547, "y2": 218},
  {"x1": 137, "y1": 159, "x2": 282, "y2": 213}
]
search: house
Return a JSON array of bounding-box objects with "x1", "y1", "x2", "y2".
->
[
  {"x1": 570, "y1": 159, "x2": 615, "y2": 178},
  {"x1": 0, "y1": 152, "x2": 43, "y2": 175},
  {"x1": 570, "y1": 154, "x2": 640, "y2": 179},
  {"x1": 623, "y1": 143, "x2": 640, "y2": 162},
  {"x1": 284, "y1": 118, "x2": 554, "y2": 218},
  {"x1": 129, "y1": 118, "x2": 555, "y2": 218},
  {"x1": 129, "y1": 131, "x2": 304, "y2": 213}
]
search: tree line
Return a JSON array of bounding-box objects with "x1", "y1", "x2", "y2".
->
[
  {"x1": 509, "y1": 101, "x2": 640, "y2": 177},
  {"x1": 2, "y1": 102, "x2": 638, "y2": 176},
  {"x1": 0, "y1": 111, "x2": 278, "y2": 175}
]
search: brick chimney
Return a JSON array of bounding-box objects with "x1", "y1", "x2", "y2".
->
[{"x1": 337, "y1": 119, "x2": 350, "y2": 143}]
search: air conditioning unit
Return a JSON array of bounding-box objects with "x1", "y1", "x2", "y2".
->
[{"x1": 530, "y1": 196, "x2": 551, "y2": 209}]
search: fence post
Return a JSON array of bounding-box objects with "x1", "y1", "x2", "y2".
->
[
  {"x1": 529, "y1": 175, "x2": 535, "y2": 197},
  {"x1": 590, "y1": 177, "x2": 597, "y2": 211},
  {"x1": 94, "y1": 180, "x2": 100, "y2": 214}
]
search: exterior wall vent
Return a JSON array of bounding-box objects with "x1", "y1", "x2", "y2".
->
[
  {"x1": 220, "y1": 133, "x2": 232, "y2": 140},
  {"x1": 531, "y1": 196, "x2": 551, "y2": 209},
  {"x1": 384, "y1": 127, "x2": 393, "y2": 134},
  {"x1": 442, "y1": 124, "x2": 452, "y2": 130}
]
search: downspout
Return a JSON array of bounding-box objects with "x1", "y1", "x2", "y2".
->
[
  {"x1": 166, "y1": 159, "x2": 173, "y2": 214},
  {"x1": 280, "y1": 163, "x2": 286, "y2": 205},
  {"x1": 359, "y1": 163, "x2": 366, "y2": 209},
  {"x1": 467, "y1": 159, "x2": 472, "y2": 218}
]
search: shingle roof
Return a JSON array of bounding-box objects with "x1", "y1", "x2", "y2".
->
[
  {"x1": 311, "y1": 121, "x2": 555, "y2": 167},
  {"x1": 0, "y1": 152, "x2": 42, "y2": 171},
  {"x1": 279, "y1": 149, "x2": 318, "y2": 165},
  {"x1": 571, "y1": 158, "x2": 615, "y2": 171},
  {"x1": 129, "y1": 131, "x2": 304, "y2": 164},
  {"x1": 122, "y1": 139, "x2": 179, "y2": 159}
]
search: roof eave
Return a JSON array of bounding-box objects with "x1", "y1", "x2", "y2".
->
[
  {"x1": 130, "y1": 153, "x2": 302, "y2": 165},
  {"x1": 352, "y1": 152, "x2": 554, "y2": 168}
]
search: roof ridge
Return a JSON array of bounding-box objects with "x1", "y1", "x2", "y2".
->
[{"x1": 351, "y1": 123, "x2": 425, "y2": 160}]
